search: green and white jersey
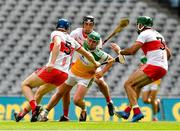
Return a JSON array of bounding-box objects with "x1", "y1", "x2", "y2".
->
[{"x1": 70, "y1": 41, "x2": 109, "y2": 79}]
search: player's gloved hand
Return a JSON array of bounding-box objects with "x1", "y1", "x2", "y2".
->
[
  {"x1": 110, "y1": 43, "x2": 121, "y2": 54},
  {"x1": 45, "y1": 63, "x2": 54, "y2": 72}
]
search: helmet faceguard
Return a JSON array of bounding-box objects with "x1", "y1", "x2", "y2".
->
[
  {"x1": 82, "y1": 15, "x2": 95, "y2": 35},
  {"x1": 83, "y1": 15, "x2": 95, "y2": 24},
  {"x1": 56, "y1": 18, "x2": 70, "y2": 30}
]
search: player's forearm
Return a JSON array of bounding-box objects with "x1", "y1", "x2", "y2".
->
[
  {"x1": 101, "y1": 57, "x2": 114, "y2": 74},
  {"x1": 86, "y1": 53, "x2": 97, "y2": 66},
  {"x1": 111, "y1": 43, "x2": 136, "y2": 55},
  {"x1": 49, "y1": 36, "x2": 61, "y2": 64},
  {"x1": 119, "y1": 42, "x2": 142, "y2": 55},
  {"x1": 101, "y1": 63, "x2": 113, "y2": 75},
  {"x1": 78, "y1": 48, "x2": 97, "y2": 66},
  {"x1": 120, "y1": 48, "x2": 136, "y2": 55}
]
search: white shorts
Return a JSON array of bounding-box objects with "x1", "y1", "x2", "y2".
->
[
  {"x1": 65, "y1": 70, "x2": 92, "y2": 88},
  {"x1": 142, "y1": 83, "x2": 159, "y2": 92}
]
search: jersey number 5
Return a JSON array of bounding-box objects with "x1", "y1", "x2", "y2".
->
[
  {"x1": 61, "y1": 41, "x2": 72, "y2": 66},
  {"x1": 64, "y1": 41, "x2": 72, "y2": 55}
]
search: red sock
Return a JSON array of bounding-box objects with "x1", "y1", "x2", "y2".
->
[
  {"x1": 124, "y1": 106, "x2": 132, "y2": 113},
  {"x1": 19, "y1": 108, "x2": 29, "y2": 117},
  {"x1": 133, "y1": 107, "x2": 141, "y2": 115},
  {"x1": 106, "y1": 96, "x2": 111, "y2": 103},
  {"x1": 63, "y1": 109, "x2": 69, "y2": 117},
  {"x1": 29, "y1": 100, "x2": 37, "y2": 111}
]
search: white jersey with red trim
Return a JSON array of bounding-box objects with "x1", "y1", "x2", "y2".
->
[
  {"x1": 70, "y1": 28, "x2": 103, "y2": 48},
  {"x1": 136, "y1": 29, "x2": 168, "y2": 70},
  {"x1": 47, "y1": 30, "x2": 81, "y2": 73},
  {"x1": 70, "y1": 28, "x2": 86, "y2": 46},
  {"x1": 70, "y1": 28, "x2": 103, "y2": 63}
]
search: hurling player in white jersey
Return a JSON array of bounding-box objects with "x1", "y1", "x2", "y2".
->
[
  {"x1": 111, "y1": 16, "x2": 171, "y2": 122},
  {"x1": 59, "y1": 15, "x2": 114, "y2": 121},
  {"x1": 14, "y1": 18, "x2": 99, "y2": 122}
]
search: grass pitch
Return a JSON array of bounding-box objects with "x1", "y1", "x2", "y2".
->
[{"x1": 0, "y1": 121, "x2": 180, "y2": 130}]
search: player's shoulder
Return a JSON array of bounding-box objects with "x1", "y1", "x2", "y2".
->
[
  {"x1": 67, "y1": 33, "x2": 79, "y2": 43},
  {"x1": 51, "y1": 30, "x2": 59, "y2": 34},
  {"x1": 140, "y1": 29, "x2": 152, "y2": 35},
  {"x1": 142, "y1": 29, "x2": 161, "y2": 35},
  {"x1": 142, "y1": 29, "x2": 165, "y2": 40},
  {"x1": 70, "y1": 28, "x2": 83, "y2": 35},
  {"x1": 51, "y1": 30, "x2": 63, "y2": 36},
  {"x1": 66, "y1": 33, "x2": 74, "y2": 40},
  {"x1": 73, "y1": 28, "x2": 82, "y2": 31},
  {"x1": 154, "y1": 30, "x2": 165, "y2": 39},
  {"x1": 138, "y1": 29, "x2": 154, "y2": 39}
]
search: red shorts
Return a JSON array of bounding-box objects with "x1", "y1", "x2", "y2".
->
[
  {"x1": 140, "y1": 64, "x2": 167, "y2": 81},
  {"x1": 35, "y1": 67, "x2": 68, "y2": 86}
]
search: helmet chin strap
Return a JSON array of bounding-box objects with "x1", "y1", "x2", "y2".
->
[{"x1": 138, "y1": 24, "x2": 145, "y2": 31}]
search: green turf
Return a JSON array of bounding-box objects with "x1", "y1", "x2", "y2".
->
[{"x1": 0, "y1": 121, "x2": 180, "y2": 130}]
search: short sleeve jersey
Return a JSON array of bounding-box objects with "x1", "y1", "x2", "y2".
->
[
  {"x1": 70, "y1": 28, "x2": 103, "y2": 47},
  {"x1": 136, "y1": 29, "x2": 168, "y2": 70},
  {"x1": 47, "y1": 31, "x2": 81, "y2": 73}
]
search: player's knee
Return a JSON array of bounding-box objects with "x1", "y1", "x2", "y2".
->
[
  {"x1": 35, "y1": 90, "x2": 44, "y2": 99},
  {"x1": 96, "y1": 79, "x2": 102, "y2": 85},
  {"x1": 55, "y1": 91, "x2": 63, "y2": 98},
  {"x1": 124, "y1": 80, "x2": 132, "y2": 89},
  {"x1": 21, "y1": 81, "x2": 31, "y2": 89}
]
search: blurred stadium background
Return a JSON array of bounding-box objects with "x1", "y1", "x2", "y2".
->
[{"x1": 0, "y1": 0, "x2": 180, "y2": 121}]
